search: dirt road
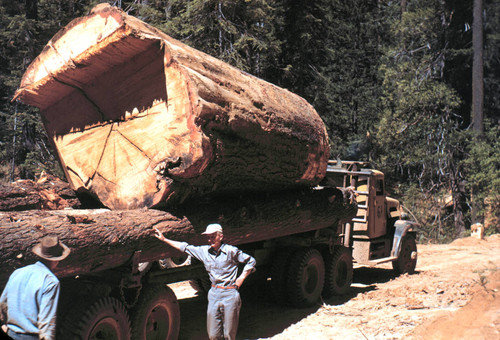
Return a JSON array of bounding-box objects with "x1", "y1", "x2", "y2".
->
[{"x1": 172, "y1": 234, "x2": 500, "y2": 339}]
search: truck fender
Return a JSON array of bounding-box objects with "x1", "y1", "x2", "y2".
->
[{"x1": 390, "y1": 220, "x2": 418, "y2": 258}]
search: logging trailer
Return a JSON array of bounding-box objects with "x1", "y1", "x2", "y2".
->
[{"x1": 47, "y1": 160, "x2": 417, "y2": 340}]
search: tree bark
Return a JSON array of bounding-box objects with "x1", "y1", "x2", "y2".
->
[
  {"x1": 0, "y1": 187, "x2": 356, "y2": 287},
  {"x1": 0, "y1": 174, "x2": 80, "y2": 211},
  {"x1": 13, "y1": 3, "x2": 330, "y2": 210},
  {"x1": 472, "y1": 0, "x2": 484, "y2": 133}
]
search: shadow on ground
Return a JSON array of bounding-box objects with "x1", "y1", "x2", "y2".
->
[{"x1": 178, "y1": 266, "x2": 401, "y2": 340}]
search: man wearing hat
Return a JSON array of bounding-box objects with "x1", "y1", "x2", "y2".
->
[
  {"x1": 0, "y1": 235, "x2": 70, "y2": 340},
  {"x1": 154, "y1": 223, "x2": 256, "y2": 340}
]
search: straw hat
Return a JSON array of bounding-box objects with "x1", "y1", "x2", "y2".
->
[{"x1": 32, "y1": 235, "x2": 71, "y2": 261}]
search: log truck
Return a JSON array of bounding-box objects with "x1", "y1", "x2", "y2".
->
[{"x1": 2, "y1": 4, "x2": 417, "y2": 339}]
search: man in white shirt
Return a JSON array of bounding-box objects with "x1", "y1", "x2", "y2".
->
[{"x1": 154, "y1": 223, "x2": 256, "y2": 340}]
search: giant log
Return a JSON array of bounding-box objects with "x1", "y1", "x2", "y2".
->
[
  {"x1": 0, "y1": 174, "x2": 81, "y2": 211},
  {"x1": 0, "y1": 187, "x2": 356, "y2": 287},
  {"x1": 13, "y1": 4, "x2": 330, "y2": 210}
]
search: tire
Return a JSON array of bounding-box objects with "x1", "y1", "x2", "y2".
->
[
  {"x1": 322, "y1": 246, "x2": 353, "y2": 298},
  {"x1": 59, "y1": 297, "x2": 131, "y2": 340},
  {"x1": 392, "y1": 235, "x2": 417, "y2": 275},
  {"x1": 130, "y1": 284, "x2": 180, "y2": 340},
  {"x1": 157, "y1": 255, "x2": 191, "y2": 269},
  {"x1": 286, "y1": 248, "x2": 325, "y2": 307},
  {"x1": 269, "y1": 248, "x2": 294, "y2": 305}
]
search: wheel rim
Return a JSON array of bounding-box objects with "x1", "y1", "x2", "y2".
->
[
  {"x1": 396, "y1": 237, "x2": 417, "y2": 274},
  {"x1": 170, "y1": 255, "x2": 189, "y2": 266},
  {"x1": 145, "y1": 304, "x2": 170, "y2": 339},
  {"x1": 89, "y1": 317, "x2": 121, "y2": 340},
  {"x1": 401, "y1": 243, "x2": 413, "y2": 272},
  {"x1": 304, "y1": 264, "x2": 319, "y2": 295}
]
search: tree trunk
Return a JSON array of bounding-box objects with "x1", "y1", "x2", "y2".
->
[
  {"x1": 451, "y1": 169, "x2": 466, "y2": 237},
  {"x1": 472, "y1": 0, "x2": 484, "y2": 133},
  {"x1": 0, "y1": 187, "x2": 356, "y2": 287},
  {"x1": 13, "y1": 3, "x2": 330, "y2": 210}
]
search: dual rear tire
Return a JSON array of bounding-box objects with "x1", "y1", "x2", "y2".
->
[
  {"x1": 58, "y1": 285, "x2": 180, "y2": 340},
  {"x1": 58, "y1": 297, "x2": 131, "y2": 340},
  {"x1": 270, "y1": 246, "x2": 353, "y2": 307},
  {"x1": 322, "y1": 246, "x2": 353, "y2": 298}
]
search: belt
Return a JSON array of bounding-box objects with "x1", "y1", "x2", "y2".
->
[{"x1": 212, "y1": 284, "x2": 238, "y2": 289}]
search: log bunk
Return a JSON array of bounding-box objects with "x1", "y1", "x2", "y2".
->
[{"x1": 3, "y1": 4, "x2": 356, "y2": 286}]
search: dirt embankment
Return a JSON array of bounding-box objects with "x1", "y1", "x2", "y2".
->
[{"x1": 173, "y1": 234, "x2": 500, "y2": 339}]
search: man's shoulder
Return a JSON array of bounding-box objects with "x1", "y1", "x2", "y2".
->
[
  {"x1": 33, "y1": 262, "x2": 59, "y2": 284},
  {"x1": 185, "y1": 243, "x2": 211, "y2": 252},
  {"x1": 221, "y1": 243, "x2": 240, "y2": 253},
  {"x1": 9, "y1": 262, "x2": 57, "y2": 284},
  {"x1": 10, "y1": 262, "x2": 38, "y2": 277}
]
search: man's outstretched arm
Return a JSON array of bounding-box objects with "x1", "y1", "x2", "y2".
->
[{"x1": 153, "y1": 227, "x2": 184, "y2": 251}]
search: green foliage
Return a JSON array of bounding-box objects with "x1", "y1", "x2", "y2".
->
[
  {"x1": 0, "y1": 0, "x2": 86, "y2": 181},
  {"x1": 375, "y1": 0, "x2": 469, "y2": 238},
  {"x1": 151, "y1": 0, "x2": 282, "y2": 78},
  {"x1": 462, "y1": 122, "x2": 500, "y2": 234},
  {"x1": 278, "y1": 0, "x2": 383, "y2": 160},
  {"x1": 398, "y1": 183, "x2": 458, "y2": 243}
]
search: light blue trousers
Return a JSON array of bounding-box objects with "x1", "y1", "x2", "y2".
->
[{"x1": 207, "y1": 287, "x2": 242, "y2": 340}]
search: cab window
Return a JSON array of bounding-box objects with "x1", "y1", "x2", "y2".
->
[{"x1": 375, "y1": 179, "x2": 384, "y2": 195}]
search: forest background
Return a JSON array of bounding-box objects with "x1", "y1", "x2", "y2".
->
[{"x1": 0, "y1": 0, "x2": 498, "y2": 243}]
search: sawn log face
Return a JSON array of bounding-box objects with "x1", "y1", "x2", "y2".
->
[
  {"x1": 0, "y1": 187, "x2": 356, "y2": 287},
  {"x1": 13, "y1": 4, "x2": 330, "y2": 209}
]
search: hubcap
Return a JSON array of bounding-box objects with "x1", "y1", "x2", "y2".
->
[{"x1": 145, "y1": 305, "x2": 169, "y2": 339}]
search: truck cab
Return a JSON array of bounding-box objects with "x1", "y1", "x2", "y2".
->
[{"x1": 322, "y1": 160, "x2": 418, "y2": 274}]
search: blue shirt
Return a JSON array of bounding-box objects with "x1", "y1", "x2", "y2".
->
[
  {"x1": 180, "y1": 243, "x2": 256, "y2": 286},
  {"x1": 0, "y1": 261, "x2": 60, "y2": 340}
]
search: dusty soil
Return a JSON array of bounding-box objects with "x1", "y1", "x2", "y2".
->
[{"x1": 170, "y1": 234, "x2": 500, "y2": 340}]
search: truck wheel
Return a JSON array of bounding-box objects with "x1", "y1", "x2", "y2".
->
[
  {"x1": 269, "y1": 248, "x2": 293, "y2": 304},
  {"x1": 322, "y1": 246, "x2": 353, "y2": 298},
  {"x1": 286, "y1": 248, "x2": 325, "y2": 307},
  {"x1": 60, "y1": 297, "x2": 131, "y2": 340},
  {"x1": 157, "y1": 255, "x2": 191, "y2": 269},
  {"x1": 392, "y1": 235, "x2": 417, "y2": 275},
  {"x1": 130, "y1": 284, "x2": 180, "y2": 340}
]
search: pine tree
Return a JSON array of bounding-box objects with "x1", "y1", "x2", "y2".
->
[
  {"x1": 153, "y1": 0, "x2": 282, "y2": 78},
  {"x1": 375, "y1": 0, "x2": 467, "y2": 239},
  {"x1": 0, "y1": 0, "x2": 88, "y2": 181},
  {"x1": 277, "y1": 0, "x2": 383, "y2": 160}
]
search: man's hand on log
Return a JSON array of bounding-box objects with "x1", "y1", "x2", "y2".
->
[
  {"x1": 153, "y1": 227, "x2": 166, "y2": 242},
  {"x1": 153, "y1": 227, "x2": 184, "y2": 252}
]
